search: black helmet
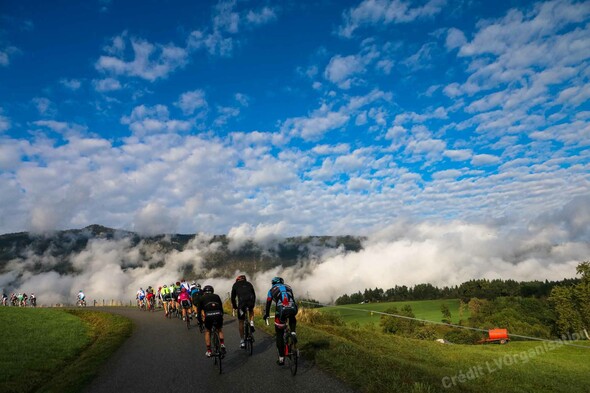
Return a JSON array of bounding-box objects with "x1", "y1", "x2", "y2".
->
[
  {"x1": 271, "y1": 277, "x2": 284, "y2": 285},
  {"x1": 203, "y1": 285, "x2": 214, "y2": 294},
  {"x1": 236, "y1": 274, "x2": 246, "y2": 282}
]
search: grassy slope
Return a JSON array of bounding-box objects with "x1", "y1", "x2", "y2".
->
[
  {"x1": 258, "y1": 301, "x2": 589, "y2": 393},
  {"x1": 295, "y1": 323, "x2": 590, "y2": 393},
  {"x1": 321, "y1": 299, "x2": 467, "y2": 325},
  {"x1": 0, "y1": 308, "x2": 132, "y2": 393}
]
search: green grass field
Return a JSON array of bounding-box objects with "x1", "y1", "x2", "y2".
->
[
  {"x1": 0, "y1": 308, "x2": 132, "y2": 393},
  {"x1": 259, "y1": 301, "x2": 589, "y2": 393},
  {"x1": 320, "y1": 299, "x2": 468, "y2": 325}
]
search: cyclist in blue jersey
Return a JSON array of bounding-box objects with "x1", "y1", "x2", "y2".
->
[{"x1": 263, "y1": 277, "x2": 298, "y2": 366}]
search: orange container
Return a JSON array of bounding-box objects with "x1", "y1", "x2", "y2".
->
[{"x1": 488, "y1": 329, "x2": 508, "y2": 340}]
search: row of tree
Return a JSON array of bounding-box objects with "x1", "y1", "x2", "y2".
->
[
  {"x1": 373, "y1": 262, "x2": 590, "y2": 342},
  {"x1": 335, "y1": 277, "x2": 581, "y2": 305}
]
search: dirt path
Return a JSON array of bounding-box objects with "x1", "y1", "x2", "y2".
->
[{"x1": 83, "y1": 307, "x2": 357, "y2": 393}]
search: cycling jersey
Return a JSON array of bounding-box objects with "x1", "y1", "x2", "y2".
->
[
  {"x1": 231, "y1": 280, "x2": 256, "y2": 310},
  {"x1": 196, "y1": 293, "x2": 224, "y2": 330}
]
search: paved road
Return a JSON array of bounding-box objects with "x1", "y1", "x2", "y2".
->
[{"x1": 83, "y1": 308, "x2": 357, "y2": 393}]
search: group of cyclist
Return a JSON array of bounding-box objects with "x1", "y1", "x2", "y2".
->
[
  {"x1": 2, "y1": 292, "x2": 36, "y2": 307},
  {"x1": 138, "y1": 275, "x2": 299, "y2": 365}
]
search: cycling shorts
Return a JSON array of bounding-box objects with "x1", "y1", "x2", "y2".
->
[
  {"x1": 180, "y1": 299, "x2": 192, "y2": 309},
  {"x1": 237, "y1": 305, "x2": 254, "y2": 320},
  {"x1": 163, "y1": 294, "x2": 172, "y2": 301},
  {"x1": 204, "y1": 314, "x2": 224, "y2": 331}
]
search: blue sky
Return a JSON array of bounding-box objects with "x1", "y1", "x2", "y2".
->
[{"x1": 0, "y1": 0, "x2": 589, "y2": 239}]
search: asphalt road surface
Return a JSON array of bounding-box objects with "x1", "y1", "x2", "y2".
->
[{"x1": 83, "y1": 308, "x2": 357, "y2": 393}]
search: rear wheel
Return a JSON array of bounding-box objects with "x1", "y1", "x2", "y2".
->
[
  {"x1": 212, "y1": 330, "x2": 222, "y2": 374},
  {"x1": 286, "y1": 336, "x2": 298, "y2": 376},
  {"x1": 244, "y1": 324, "x2": 253, "y2": 355}
]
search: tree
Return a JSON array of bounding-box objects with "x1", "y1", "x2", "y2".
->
[
  {"x1": 380, "y1": 305, "x2": 420, "y2": 336},
  {"x1": 549, "y1": 262, "x2": 590, "y2": 337},
  {"x1": 441, "y1": 303, "x2": 452, "y2": 324}
]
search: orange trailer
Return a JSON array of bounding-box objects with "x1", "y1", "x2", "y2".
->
[{"x1": 484, "y1": 328, "x2": 510, "y2": 344}]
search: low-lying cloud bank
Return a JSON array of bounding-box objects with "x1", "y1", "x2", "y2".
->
[{"x1": 2, "y1": 196, "x2": 588, "y2": 305}]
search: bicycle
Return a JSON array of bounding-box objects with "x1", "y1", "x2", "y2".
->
[
  {"x1": 209, "y1": 323, "x2": 225, "y2": 374},
  {"x1": 242, "y1": 310, "x2": 255, "y2": 356},
  {"x1": 284, "y1": 323, "x2": 299, "y2": 375},
  {"x1": 266, "y1": 318, "x2": 299, "y2": 375}
]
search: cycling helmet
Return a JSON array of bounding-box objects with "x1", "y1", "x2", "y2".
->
[
  {"x1": 203, "y1": 285, "x2": 214, "y2": 294},
  {"x1": 236, "y1": 274, "x2": 246, "y2": 282},
  {"x1": 271, "y1": 277, "x2": 284, "y2": 285},
  {"x1": 176, "y1": 281, "x2": 180, "y2": 286},
  {"x1": 196, "y1": 284, "x2": 201, "y2": 289},
  {"x1": 163, "y1": 284, "x2": 167, "y2": 288}
]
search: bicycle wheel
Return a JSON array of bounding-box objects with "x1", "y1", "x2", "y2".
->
[
  {"x1": 286, "y1": 336, "x2": 298, "y2": 376},
  {"x1": 212, "y1": 329, "x2": 222, "y2": 374},
  {"x1": 244, "y1": 324, "x2": 253, "y2": 355}
]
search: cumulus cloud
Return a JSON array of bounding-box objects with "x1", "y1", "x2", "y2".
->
[
  {"x1": 96, "y1": 34, "x2": 188, "y2": 81},
  {"x1": 246, "y1": 6, "x2": 278, "y2": 25},
  {"x1": 338, "y1": 0, "x2": 446, "y2": 37},
  {"x1": 282, "y1": 104, "x2": 350, "y2": 140},
  {"x1": 93, "y1": 77, "x2": 122, "y2": 92},
  {"x1": 176, "y1": 89, "x2": 208, "y2": 116},
  {"x1": 0, "y1": 113, "x2": 10, "y2": 132},
  {"x1": 60, "y1": 78, "x2": 82, "y2": 91},
  {"x1": 121, "y1": 105, "x2": 192, "y2": 136}
]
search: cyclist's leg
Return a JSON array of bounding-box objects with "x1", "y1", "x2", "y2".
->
[
  {"x1": 274, "y1": 316, "x2": 286, "y2": 357},
  {"x1": 237, "y1": 306, "x2": 246, "y2": 339}
]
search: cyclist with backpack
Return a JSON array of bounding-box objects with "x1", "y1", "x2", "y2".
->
[
  {"x1": 263, "y1": 276, "x2": 298, "y2": 366},
  {"x1": 231, "y1": 274, "x2": 257, "y2": 349}
]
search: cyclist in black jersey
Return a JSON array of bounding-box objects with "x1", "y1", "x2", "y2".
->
[
  {"x1": 196, "y1": 285, "x2": 226, "y2": 357},
  {"x1": 231, "y1": 274, "x2": 257, "y2": 349}
]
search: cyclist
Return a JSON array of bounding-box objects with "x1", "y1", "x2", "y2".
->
[
  {"x1": 263, "y1": 277, "x2": 298, "y2": 366},
  {"x1": 77, "y1": 290, "x2": 85, "y2": 306},
  {"x1": 190, "y1": 283, "x2": 201, "y2": 318},
  {"x1": 2, "y1": 292, "x2": 7, "y2": 306},
  {"x1": 146, "y1": 286, "x2": 155, "y2": 311},
  {"x1": 196, "y1": 285, "x2": 226, "y2": 357},
  {"x1": 136, "y1": 287, "x2": 146, "y2": 309},
  {"x1": 30, "y1": 293, "x2": 37, "y2": 307},
  {"x1": 180, "y1": 278, "x2": 191, "y2": 293},
  {"x1": 178, "y1": 287, "x2": 192, "y2": 321},
  {"x1": 231, "y1": 274, "x2": 256, "y2": 349},
  {"x1": 161, "y1": 284, "x2": 171, "y2": 316},
  {"x1": 22, "y1": 293, "x2": 28, "y2": 307},
  {"x1": 172, "y1": 282, "x2": 182, "y2": 311}
]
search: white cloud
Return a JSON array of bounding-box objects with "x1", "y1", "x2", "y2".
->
[
  {"x1": 133, "y1": 202, "x2": 179, "y2": 235},
  {"x1": 283, "y1": 105, "x2": 349, "y2": 141},
  {"x1": 93, "y1": 77, "x2": 122, "y2": 92},
  {"x1": 338, "y1": 0, "x2": 446, "y2": 38},
  {"x1": 471, "y1": 153, "x2": 501, "y2": 166},
  {"x1": 176, "y1": 90, "x2": 208, "y2": 115},
  {"x1": 96, "y1": 35, "x2": 188, "y2": 81},
  {"x1": 121, "y1": 105, "x2": 192, "y2": 136},
  {"x1": 0, "y1": 113, "x2": 10, "y2": 132},
  {"x1": 324, "y1": 54, "x2": 366, "y2": 88},
  {"x1": 0, "y1": 46, "x2": 20, "y2": 67},
  {"x1": 187, "y1": 30, "x2": 234, "y2": 57},
  {"x1": 60, "y1": 78, "x2": 82, "y2": 90},
  {"x1": 246, "y1": 6, "x2": 277, "y2": 25},
  {"x1": 444, "y1": 149, "x2": 472, "y2": 161},
  {"x1": 32, "y1": 97, "x2": 55, "y2": 116},
  {"x1": 445, "y1": 27, "x2": 467, "y2": 50}
]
